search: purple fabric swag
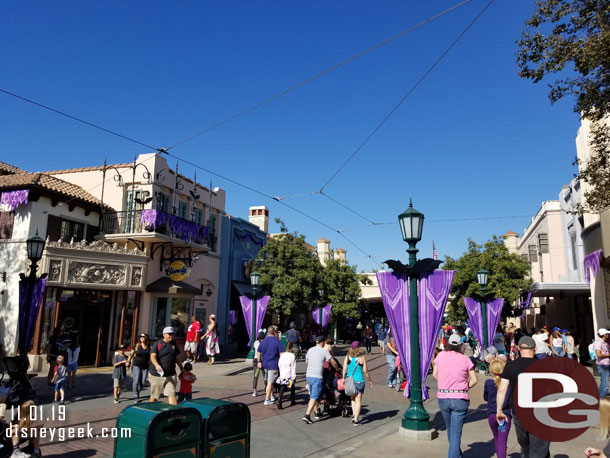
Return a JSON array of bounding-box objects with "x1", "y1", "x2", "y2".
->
[
  {"x1": 228, "y1": 310, "x2": 238, "y2": 326},
  {"x1": 312, "y1": 304, "x2": 332, "y2": 327},
  {"x1": 584, "y1": 249, "x2": 603, "y2": 283},
  {"x1": 377, "y1": 270, "x2": 454, "y2": 400},
  {"x1": 464, "y1": 297, "x2": 505, "y2": 346},
  {"x1": 18, "y1": 278, "x2": 47, "y2": 354},
  {"x1": 140, "y1": 209, "x2": 167, "y2": 229},
  {"x1": 239, "y1": 295, "x2": 270, "y2": 343},
  {"x1": 1, "y1": 189, "x2": 29, "y2": 211}
]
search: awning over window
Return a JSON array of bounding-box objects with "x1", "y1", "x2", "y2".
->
[
  {"x1": 146, "y1": 277, "x2": 203, "y2": 295},
  {"x1": 530, "y1": 282, "x2": 590, "y2": 297},
  {"x1": 232, "y1": 280, "x2": 254, "y2": 298}
]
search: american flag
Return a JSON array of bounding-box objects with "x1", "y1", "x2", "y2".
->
[{"x1": 433, "y1": 241, "x2": 438, "y2": 260}]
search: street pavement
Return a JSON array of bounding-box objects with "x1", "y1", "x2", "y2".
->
[{"x1": 28, "y1": 348, "x2": 604, "y2": 457}]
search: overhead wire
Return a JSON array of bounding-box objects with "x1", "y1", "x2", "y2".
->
[
  {"x1": 165, "y1": 0, "x2": 474, "y2": 151},
  {"x1": 318, "y1": 0, "x2": 496, "y2": 192}
]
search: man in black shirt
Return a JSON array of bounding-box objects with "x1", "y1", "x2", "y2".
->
[
  {"x1": 149, "y1": 326, "x2": 184, "y2": 405},
  {"x1": 497, "y1": 335, "x2": 550, "y2": 458},
  {"x1": 286, "y1": 322, "x2": 300, "y2": 358}
]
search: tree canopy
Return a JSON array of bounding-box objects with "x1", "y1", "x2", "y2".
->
[
  {"x1": 320, "y1": 258, "x2": 364, "y2": 320},
  {"x1": 442, "y1": 236, "x2": 532, "y2": 323},
  {"x1": 517, "y1": 0, "x2": 610, "y2": 212}
]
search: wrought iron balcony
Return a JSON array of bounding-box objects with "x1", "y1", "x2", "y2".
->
[{"x1": 101, "y1": 209, "x2": 216, "y2": 249}]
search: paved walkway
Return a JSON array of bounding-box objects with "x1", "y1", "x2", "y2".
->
[{"x1": 28, "y1": 349, "x2": 605, "y2": 457}]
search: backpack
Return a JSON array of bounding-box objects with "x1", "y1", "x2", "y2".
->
[{"x1": 589, "y1": 342, "x2": 597, "y2": 361}]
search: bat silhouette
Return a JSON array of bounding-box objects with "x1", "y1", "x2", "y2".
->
[
  {"x1": 134, "y1": 197, "x2": 153, "y2": 205},
  {"x1": 190, "y1": 190, "x2": 201, "y2": 200},
  {"x1": 384, "y1": 258, "x2": 443, "y2": 277}
]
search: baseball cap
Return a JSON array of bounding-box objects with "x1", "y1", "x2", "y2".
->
[
  {"x1": 316, "y1": 335, "x2": 327, "y2": 344},
  {"x1": 448, "y1": 334, "x2": 462, "y2": 345},
  {"x1": 163, "y1": 326, "x2": 175, "y2": 334},
  {"x1": 518, "y1": 336, "x2": 536, "y2": 348},
  {"x1": 599, "y1": 328, "x2": 610, "y2": 336},
  {"x1": 562, "y1": 329, "x2": 568, "y2": 333},
  {"x1": 290, "y1": 322, "x2": 296, "y2": 328},
  {"x1": 553, "y1": 327, "x2": 560, "y2": 331},
  {"x1": 351, "y1": 341, "x2": 361, "y2": 349}
]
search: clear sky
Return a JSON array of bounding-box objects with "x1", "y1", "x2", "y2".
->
[{"x1": 0, "y1": 1, "x2": 582, "y2": 271}]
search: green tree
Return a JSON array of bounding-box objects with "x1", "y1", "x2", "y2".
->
[
  {"x1": 517, "y1": 0, "x2": 610, "y2": 213},
  {"x1": 256, "y1": 230, "x2": 322, "y2": 324},
  {"x1": 321, "y1": 259, "x2": 365, "y2": 320},
  {"x1": 443, "y1": 236, "x2": 531, "y2": 323}
]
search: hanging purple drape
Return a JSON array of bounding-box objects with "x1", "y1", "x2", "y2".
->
[
  {"x1": 312, "y1": 304, "x2": 332, "y2": 327},
  {"x1": 1, "y1": 189, "x2": 29, "y2": 211},
  {"x1": 520, "y1": 290, "x2": 533, "y2": 309},
  {"x1": 377, "y1": 269, "x2": 454, "y2": 400},
  {"x1": 464, "y1": 297, "x2": 505, "y2": 346},
  {"x1": 140, "y1": 209, "x2": 167, "y2": 229},
  {"x1": 584, "y1": 249, "x2": 603, "y2": 283},
  {"x1": 168, "y1": 214, "x2": 210, "y2": 244},
  {"x1": 239, "y1": 295, "x2": 270, "y2": 343},
  {"x1": 228, "y1": 310, "x2": 238, "y2": 326},
  {"x1": 18, "y1": 278, "x2": 47, "y2": 354}
]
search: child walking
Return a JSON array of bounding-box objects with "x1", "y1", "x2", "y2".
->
[
  {"x1": 277, "y1": 342, "x2": 296, "y2": 409},
  {"x1": 177, "y1": 362, "x2": 197, "y2": 402},
  {"x1": 112, "y1": 345, "x2": 128, "y2": 404},
  {"x1": 484, "y1": 359, "x2": 512, "y2": 458},
  {"x1": 52, "y1": 355, "x2": 67, "y2": 404},
  {"x1": 66, "y1": 340, "x2": 80, "y2": 390}
]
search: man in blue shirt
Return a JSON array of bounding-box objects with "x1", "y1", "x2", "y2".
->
[{"x1": 256, "y1": 326, "x2": 285, "y2": 405}]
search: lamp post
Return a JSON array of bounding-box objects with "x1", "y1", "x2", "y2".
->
[
  {"x1": 397, "y1": 200, "x2": 427, "y2": 431},
  {"x1": 19, "y1": 231, "x2": 46, "y2": 355},
  {"x1": 318, "y1": 288, "x2": 324, "y2": 331},
  {"x1": 246, "y1": 271, "x2": 260, "y2": 360},
  {"x1": 476, "y1": 268, "x2": 490, "y2": 349}
]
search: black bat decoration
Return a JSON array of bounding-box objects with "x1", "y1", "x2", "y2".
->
[
  {"x1": 384, "y1": 258, "x2": 443, "y2": 278},
  {"x1": 134, "y1": 197, "x2": 153, "y2": 205},
  {"x1": 190, "y1": 190, "x2": 201, "y2": 200}
]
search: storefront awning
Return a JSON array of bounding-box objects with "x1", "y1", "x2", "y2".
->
[
  {"x1": 146, "y1": 277, "x2": 203, "y2": 295},
  {"x1": 530, "y1": 282, "x2": 590, "y2": 297},
  {"x1": 232, "y1": 280, "x2": 255, "y2": 298}
]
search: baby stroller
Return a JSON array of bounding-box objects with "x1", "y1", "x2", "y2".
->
[
  {"x1": 0, "y1": 356, "x2": 36, "y2": 408},
  {"x1": 321, "y1": 358, "x2": 351, "y2": 417}
]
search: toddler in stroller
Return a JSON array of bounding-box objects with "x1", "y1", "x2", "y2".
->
[{"x1": 320, "y1": 357, "x2": 351, "y2": 417}]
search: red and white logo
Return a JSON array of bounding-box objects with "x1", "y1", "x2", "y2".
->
[{"x1": 514, "y1": 357, "x2": 599, "y2": 442}]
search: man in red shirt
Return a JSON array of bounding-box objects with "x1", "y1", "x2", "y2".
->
[{"x1": 185, "y1": 316, "x2": 201, "y2": 363}]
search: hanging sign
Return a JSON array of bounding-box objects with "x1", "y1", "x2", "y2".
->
[{"x1": 167, "y1": 261, "x2": 189, "y2": 281}]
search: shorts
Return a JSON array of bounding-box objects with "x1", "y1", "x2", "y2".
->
[
  {"x1": 54, "y1": 380, "x2": 66, "y2": 392},
  {"x1": 184, "y1": 341, "x2": 198, "y2": 353},
  {"x1": 150, "y1": 375, "x2": 177, "y2": 399},
  {"x1": 306, "y1": 377, "x2": 323, "y2": 400},
  {"x1": 354, "y1": 381, "x2": 366, "y2": 394},
  {"x1": 113, "y1": 378, "x2": 124, "y2": 388},
  {"x1": 264, "y1": 369, "x2": 279, "y2": 384},
  {"x1": 67, "y1": 362, "x2": 78, "y2": 372}
]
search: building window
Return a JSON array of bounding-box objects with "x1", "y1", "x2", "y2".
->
[
  {"x1": 60, "y1": 219, "x2": 84, "y2": 243},
  {"x1": 538, "y1": 233, "x2": 549, "y2": 254},
  {"x1": 193, "y1": 207, "x2": 203, "y2": 224},
  {"x1": 178, "y1": 202, "x2": 187, "y2": 219},
  {"x1": 528, "y1": 245, "x2": 538, "y2": 262},
  {"x1": 521, "y1": 253, "x2": 529, "y2": 262},
  {"x1": 570, "y1": 232, "x2": 578, "y2": 270},
  {"x1": 0, "y1": 211, "x2": 14, "y2": 239},
  {"x1": 156, "y1": 192, "x2": 170, "y2": 213},
  {"x1": 152, "y1": 297, "x2": 191, "y2": 339}
]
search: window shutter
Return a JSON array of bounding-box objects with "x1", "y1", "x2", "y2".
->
[
  {"x1": 46, "y1": 215, "x2": 62, "y2": 241},
  {"x1": 0, "y1": 212, "x2": 14, "y2": 239},
  {"x1": 86, "y1": 224, "x2": 100, "y2": 242}
]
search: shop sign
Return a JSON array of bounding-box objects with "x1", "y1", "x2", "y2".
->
[{"x1": 166, "y1": 261, "x2": 189, "y2": 281}]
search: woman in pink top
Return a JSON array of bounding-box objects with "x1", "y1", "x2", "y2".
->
[
  {"x1": 433, "y1": 333, "x2": 478, "y2": 458},
  {"x1": 277, "y1": 342, "x2": 297, "y2": 409}
]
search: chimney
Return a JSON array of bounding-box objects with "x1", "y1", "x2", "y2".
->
[
  {"x1": 317, "y1": 238, "x2": 331, "y2": 266},
  {"x1": 249, "y1": 206, "x2": 269, "y2": 233},
  {"x1": 334, "y1": 248, "x2": 347, "y2": 265},
  {"x1": 503, "y1": 231, "x2": 519, "y2": 255}
]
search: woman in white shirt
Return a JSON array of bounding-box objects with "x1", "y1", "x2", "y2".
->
[
  {"x1": 276, "y1": 342, "x2": 297, "y2": 409},
  {"x1": 66, "y1": 340, "x2": 80, "y2": 389},
  {"x1": 551, "y1": 328, "x2": 566, "y2": 356}
]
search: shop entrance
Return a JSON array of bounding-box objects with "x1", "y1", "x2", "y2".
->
[{"x1": 56, "y1": 290, "x2": 112, "y2": 366}]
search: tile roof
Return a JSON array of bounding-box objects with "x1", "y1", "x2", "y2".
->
[
  {"x1": 0, "y1": 173, "x2": 112, "y2": 209},
  {"x1": 43, "y1": 163, "x2": 131, "y2": 174},
  {"x1": 0, "y1": 161, "x2": 25, "y2": 175}
]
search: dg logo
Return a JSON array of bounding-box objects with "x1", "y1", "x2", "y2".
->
[{"x1": 514, "y1": 357, "x2": 600, "y2": 442}]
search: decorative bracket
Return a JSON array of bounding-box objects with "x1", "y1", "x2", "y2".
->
[{"x1": 126, "y1": 238, "x2": 146, "y2": 252}]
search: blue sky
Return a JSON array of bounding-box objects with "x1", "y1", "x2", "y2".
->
[{"x1": 0, "y1": 1, "x2": 581, "y2": 271}]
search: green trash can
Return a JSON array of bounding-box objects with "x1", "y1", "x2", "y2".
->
[
  {"x1": 182, "y1": 398, "x2": 250, "y2": 458},
  {"x1": 114, "y1": 403, "x2": 202, "y2": 458}
]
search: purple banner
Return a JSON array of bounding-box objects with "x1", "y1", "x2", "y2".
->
[
  {"x1": 1, "y1": 189, "x2": 29, "y2": 211},
  {"x1": 312, "y1": 304, "x2": 332, "y2": 327},
  {"x1": 228, "y1": 310, "x2": 237, "y2": 326},
  {"x1": 520, "y1": 290, "x2": 533, "y2": 309},
  {"x1": 18, "y1": 278, "x2": 47, "y2": 354},
  {"x1": 169, "y1": 214, "x2": 210, "y2": 244},
  {"x1": 140, "y1": 209, "x2": 167, "y2": 229},
  {"x1": 584, "y1": 249, "x2": 602, "y2": 283},
  {"x1": 464, "y1": 297, "x2": 505, "y2": 346},
  {"x1": 239, "y1": 295, "x2": 270, "y2": 343},
  {"x1": 377, "y1": 269, "x2": 454, "y2": 400}
]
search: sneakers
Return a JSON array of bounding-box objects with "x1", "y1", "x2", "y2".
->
[
  {"x1": 114, "y1": 398, "x2": 119, "y2": 404},
  {"x1": 10, "y1": 450, "x2": 31, "y2": 458},
  {"x1": 270, "y1": 395, "x2": 276, "y2": 402},
  {"x1": 302, "y1": 414, "x2": 313, "y2": 424},
  {"x1": 252, "y1": 390, "x2": 257, "y2": 397},
  {"x1": 387, "y1": 383, "x2": 395, "y2": 388},
  {"x1": 352, "y1": 419, "x2": 361, "y2": 427},
  {"x1": 313, "y1": 411, "x2": 321, "y2": 420},
  {"x1": 59, "y1": 399, "x2": 65, "y2": 405},
  {"x1": 263, "y1": 399, "x2": 274, "y2": 406}
]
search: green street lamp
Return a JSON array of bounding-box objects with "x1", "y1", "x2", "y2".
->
[
  {"x1": 477, "y1": 268, "x2": 490, "y2": 349},
  {"x1": 246, "y1": 271, "x2": 260, "y2": 359},
  {"x1": 397, "y1": 200, "x2": 428, "y2": 431}
]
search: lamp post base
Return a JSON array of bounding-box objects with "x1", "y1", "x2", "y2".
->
[
  {"x1": 246, "y1": 349, "x2": 255, "y2": 360},
  {"x1": 398, "y1": 425, "x2": 438, "y2": 441}
]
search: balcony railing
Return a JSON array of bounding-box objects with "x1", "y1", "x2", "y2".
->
[{"x1": 101, "y1": 209, "x2": 216, "y2": 249}]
